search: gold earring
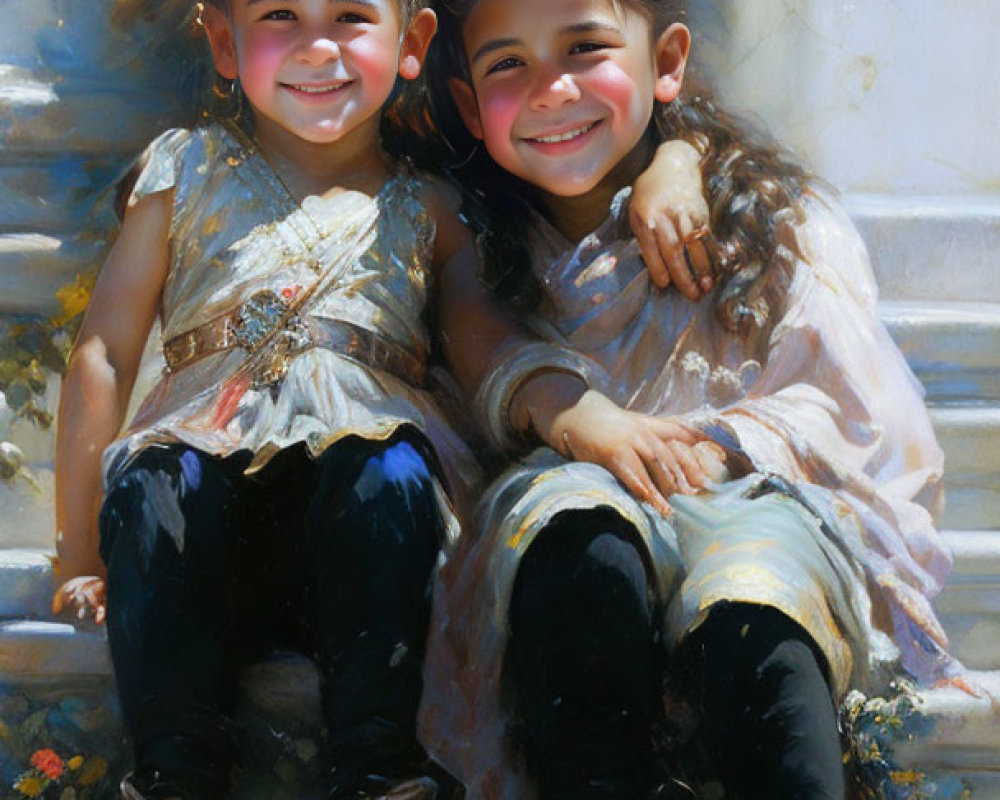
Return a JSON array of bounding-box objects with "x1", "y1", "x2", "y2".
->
[{"x1": 195, "y1": 2, "x2": 205, "y2": 27}]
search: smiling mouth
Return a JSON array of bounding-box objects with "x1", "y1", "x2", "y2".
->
[
  {"x1": 283, "y1": 81, "x2": 352, "y2": 94},
  {"x1": 526, "y1": 121, "x2": 600, "y2": 144}
]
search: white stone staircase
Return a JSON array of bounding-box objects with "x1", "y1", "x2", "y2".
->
[{"x1": 850, "y1": 195, "x2": 1000, "y2": 798}]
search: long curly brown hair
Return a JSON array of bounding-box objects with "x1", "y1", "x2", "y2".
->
[{"x1": 417, "y1": 0, "x2": 812, "y2": 334}]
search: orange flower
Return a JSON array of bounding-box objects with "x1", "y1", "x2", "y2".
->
[{"x1": 30, "y1": 748, "x2": 64, "y2": 780}]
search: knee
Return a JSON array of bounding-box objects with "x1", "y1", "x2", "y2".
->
[
  {"x1": 99, "y1": 447, "x2": 226, "y2": 577},
  {"x1": 519, "y1": 513, "x2": 648, "y2": 599},
  {"x1": 312, "y1": 436, "x2": 442, "y2": 562},
  {"x1": 343, "y1": 439, "x2": 440, "y2": 540},
  {"x1": 353, "y1": 439, "x2": 436, "y2": 506},
  {"x1": 512, "y1": 515, "x2": 652, "y2": 640},
  {"x1": 756, "y1": 639, "x2": 832, "y2": 712}
]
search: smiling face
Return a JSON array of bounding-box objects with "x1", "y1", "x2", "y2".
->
[
  {"x1": 203, "y1": 0, "x2": 435, "y2": 147},
  {"x1": 450, "y1": 0, "x2": 689, "y2": 199}
]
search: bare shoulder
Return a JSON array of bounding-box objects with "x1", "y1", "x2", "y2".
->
[
  {"x1": 415, "y1": 173, "x2": 461, "y2": 215},
  {"x1": 414, "y1": 174, "x2": 471, "y2": 269}
]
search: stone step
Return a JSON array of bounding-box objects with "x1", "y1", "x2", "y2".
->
[
  {"x1": 933, "y1": 531, "x2": 1000, "y2": 671},
  {"x1": 0, "y1": 0, "x2": 195, "y2": 73},
  {"x1": 0, "y1": 233, "x2": 106, "y2": 315},
  {"x1": 932, "y1": 407, "x2": 1000, "y2": 531},
  {"x1": 0, "y1": 622, "x2": 997, "y2": 799},
  {"x1": 0, "y1": 157, "x2": 123, "y2": 233},
  {"x1": 2, "y1": 527, "x2": 996, "y2": 661},
  {"x1": 848, "y1": 194, "x2": 1000, "y2": 304},
  {"x1": 0, "y1": 550, "x2": 54, "y2": 619},
  {"x1": 893, "y1": 672, "x2": 1000, "y2": 772},
  {"x1": 0, "y1": 620, "x2": 109, "y2": 676},
  {"x1": 844, "y1": 672, "x2": 1000, "y2": 800},
  {"x1": 0, "y1": 86, "x2": 184, "y2": 158},
  {"x1": 880, "y1": 300, "x2": 1000, "y2": 406}
]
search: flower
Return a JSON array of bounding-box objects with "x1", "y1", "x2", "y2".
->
[
  {"x1": 77, "y1": 756, "x2": 108, "y2": 786},
  {"x1": 67, "y1": 756, "x2": 84, "y2": 771},
  {"x1": 51, "y1": 275, "x2": 93, "y2": 328},
  {"x1": 13, "y1": 775, "x2": 44, "y2": 798},
  {"x1": 30, "y1": 748, "x2": 64, "y2": 780}
]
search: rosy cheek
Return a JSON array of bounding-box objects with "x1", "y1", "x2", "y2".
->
[
  {"x1": 344, "y1": 35, "x2": 399, "y2": 97},
  {"x1": 238, "y1": 31, "x2": 287, "y2": 96},
  {"x1": 476, "y1": 87, "x2": 523, "y2": 152},
  {"x1": 584, "y1": 61, "x2": 640, "y2": 120}
]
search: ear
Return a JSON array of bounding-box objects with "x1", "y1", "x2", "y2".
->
[
  {"x1": 202, "y1": 4, "x2": 239, "y2": 80},
  {"x1": 653, "y1": 22, "x2": 691, "y2": 104},
  {"x1": 448, "y1": 78, "x2": 483, "y2": 140},
  {"x1": 398, "y1": 8, "x2": 438, "y2": 80}
]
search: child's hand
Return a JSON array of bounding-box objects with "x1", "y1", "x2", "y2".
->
[
  {"x1": 554, "y1": 391, "x2": 727, "y2": 517},
  {"x1": 630, "y1": 139, "x2": 715, "y2": 300},
  {"x1": 52, "y1": 576, "x2": 107, "y2": 625}
]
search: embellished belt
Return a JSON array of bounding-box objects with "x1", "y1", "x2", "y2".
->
[{"x1": 163, "y1": 290, "x2": 425, "y2": 387}]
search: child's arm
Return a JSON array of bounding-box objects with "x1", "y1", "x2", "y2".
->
[
  {"x1": 424, "y1": 181, "x2": 725, "y2": 517},
  {"x1": 630, "y1": 139, "x2": 715, "y2": 300},
  {"x1": 52, "y1": 190, "x2": 171, "y2": 622},
  {"x1": 509, "y1": 379, "x2": 727, "y2": 518}
]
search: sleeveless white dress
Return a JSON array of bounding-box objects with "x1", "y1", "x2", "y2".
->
[{"x1": 102, "y1": 121, "x2": 479, "y2": 525}]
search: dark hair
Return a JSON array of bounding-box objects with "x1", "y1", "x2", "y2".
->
[{"x1": 425, "y1": 0, "x2": 811, "y2": 334}]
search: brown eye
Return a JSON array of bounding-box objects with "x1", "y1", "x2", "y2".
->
[
  {"x1": 486, "y1": 56, "x2": 523, "y2": 75},
  {"x1": 262, "y1": 9, "x2": 295, "y2": 20},
  {"x1": 570, "y1": 41, "x2": 608, "y2": 55}
]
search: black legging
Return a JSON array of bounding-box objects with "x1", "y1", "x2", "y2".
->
[
  {"x1": 99, "y1": 433, "x2": 448, "y2": 800},
  {"x1": 689, "y1": 603, "x2": 845, "y2": 800},
  {"x1": 508, "y1": 509, "x2": 845, "y2": 800},
  {"x1": 509, "y1": 509, "x2": 660, "y2": 800}
]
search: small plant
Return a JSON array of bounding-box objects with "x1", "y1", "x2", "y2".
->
[
  {"x1": 12, "y1": 748, "x2": 108, "y2": 799},
  {"x1": 841, "y1": 680, "x2": 970, "y2": 800}
]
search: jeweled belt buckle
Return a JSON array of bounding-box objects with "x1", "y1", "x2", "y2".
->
[{"x1": 231, "y1": 289, "x2": 289, "y2": 353}]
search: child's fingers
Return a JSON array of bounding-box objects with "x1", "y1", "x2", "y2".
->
[
  {"x1": 675, "y1": 210, "x2": 697, "y2": 241},
  {"x1": 668, "y1": 440, "x2": 709, "y2": 490},
  {"x1": 52, "y1": 578, "x2": 106, "y2": 623},
  {"x1": 609, "y1": 451, "x2": 673, "y2": 518},
  {"x1": 658, "y1": 226, "x2": 701, "y2": 301},
  {"x1": 82, "y1": 582, "x2": 105, "y2": 613},
  {"x1": 647, "y1": 440, "x2": 693, "y2": 497},
  {"x1": 693, "y1": 441, "x2": 731, "y2": 483},
  {"x1": 684, "y1": 235, "x2": 714, "y2": 292},
  {"x1": 649, "y1": 418, "x2": 705, "y2": 446},
  {"x1": 634, "y1": 218, "x2": 672, "y2": 289}
]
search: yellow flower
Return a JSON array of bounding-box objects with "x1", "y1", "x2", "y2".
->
[
  {"x1": 77, "y1": 756, "x2": 108, "y2": 786},
  {"x1": 51, "y1": 275, "x2": 93, "y2": 328},
  {"x1": 890, "y1": 770, "x2": 925, "y2": 786},
  {"x1": 14, "y1": 775, "x2": 44, "y2": 798},
  {"x1": 67, "y1": 756, "x2": 84, "y2": 771}
]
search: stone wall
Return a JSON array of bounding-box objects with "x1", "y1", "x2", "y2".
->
[{"x1": 690, "y1": 0, "x2": 1000, "y2": 197}]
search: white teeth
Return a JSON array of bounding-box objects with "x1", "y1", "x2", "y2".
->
[
  {"x1": 291, "y1": 83, "x2": 346, "y2": 93},
  {"x1": 532, "y1": 122, "x2": 597, "y2": 143}
]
